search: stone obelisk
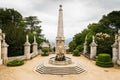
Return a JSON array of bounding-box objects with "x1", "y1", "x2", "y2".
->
[{"x1": 55, "y1": 5, "x2": 65, "y2": 61}]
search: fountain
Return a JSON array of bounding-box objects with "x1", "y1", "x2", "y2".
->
[
  {"x1": 49, "y1": 5, "x2": 72, "y2": 65},
  {"x1": 35, "y1": 5, "x2": 86, "y2": 75}
]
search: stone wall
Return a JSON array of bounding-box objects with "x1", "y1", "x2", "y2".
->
[{"x1": 8, "y1": 56, "x2": 26, "y2": 62}]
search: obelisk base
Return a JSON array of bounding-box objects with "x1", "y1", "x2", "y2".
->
[{"x1": 55, "y1": 54, "x2": 66, "y2": 61}]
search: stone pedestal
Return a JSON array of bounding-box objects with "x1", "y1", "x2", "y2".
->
[
  {"x1": 32, "y1": 36, "x2": 38, "y2": 55},
  {"x1": 117, "y1": 33, "x2": 120, "y2": 65},
  {"x1": 24, "y1": 35, "x2": 31, "y2": 60},
  {"x1": 1, "y1": 40, "x2": 9, "y2": 64},
  {"x1": 32, "y1": 43, "x2": 38, "y2": 54},
  {"x1": 90, "y1": 36, "x2": 97, "y2": 59},
  {"x1": 83, "y1": 36, "x2": 87, "y2": 54},
  {"x1": 83, "y1": 42, "x2": 87, "y2": 55},
  {"x1": 0, "y1": 31, "x2": 2, "y2": 65},
  {"x1": 111, "y1": 37, "x2": 118, "y2": 64}
]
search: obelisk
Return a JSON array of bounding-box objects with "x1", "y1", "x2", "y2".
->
[{"x1": 55, "y1": 5, "x2": 66, "y2": 61}]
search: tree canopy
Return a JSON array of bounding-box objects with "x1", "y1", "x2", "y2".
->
[
  {"x1": 69, "y1": 11, "x2": 120, "y2": 56},
  {"x1": 0, "y1": 8, "x2": 46, "y2": 57}
]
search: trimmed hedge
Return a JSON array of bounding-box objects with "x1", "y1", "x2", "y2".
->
[
  {"x1": 96, "y1": 53, "x2": 113, "y2": 67},
  {"x1": 41, "y1": 53, "x2": 49, "y2": 56},
  {"x1": 7, "y1": 60, "x2": 24, "y2": 67},
  {"x1": 73, "y1": 49, "x2": 80, "y2": 56},
  {"x1": 41, "y1": 47, "x2": 49, "y2": 56}
]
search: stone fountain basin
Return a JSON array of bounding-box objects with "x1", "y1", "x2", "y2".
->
[{"x1": 49, "y1": 57, "x2": 72, "y2": 65}]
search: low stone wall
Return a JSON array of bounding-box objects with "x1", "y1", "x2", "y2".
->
[
  {"x1": 31, "y1": 53, "x2": 38, "y2": 58},
  {"x1": 8, "y1": 55, "x2": 26, "y2": 62},
  {"x1": 8, "y1": 51, "x2": 40, "y2": 62}
]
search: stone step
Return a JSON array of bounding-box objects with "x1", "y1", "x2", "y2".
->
[{"x1": 35, "y1": 63, "x2": 86, "y2": 75}]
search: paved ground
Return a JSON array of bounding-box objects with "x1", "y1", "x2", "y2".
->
[{"x1": 0, "y1": 54, "x2": 120, "y2": 80}]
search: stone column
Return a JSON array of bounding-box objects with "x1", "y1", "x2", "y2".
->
[
  {"x1": 24, "y1": 35, "x2": 31, "y2": 60},
  {"x1": 32, "y1": 36, "x2": 38, "y2": 55},
  {"x1": 111, "y1": 34, "x2": 118, "y2": 64},
  {"x1": 83, "y1": 36, "x2": 87, "y2": 55},
  {"x1": 1, "y1": 33, "x2": 9, "y2": 64},
  {"x1": 90, "y1": 36, "x2": 97, "y2": 59},
  {"x1": 117, "y1": 30, "x2": 120, "y2": 65},
  {"x1": 0, "y1": 29, "x2": 2, "y2": 64}
]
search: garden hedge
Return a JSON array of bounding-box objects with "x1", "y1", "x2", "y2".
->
[
  {"x1": 7, "y1": 59, "x2": 24, "y2": 67},
  {"x1": 96, "y1": 53, "x2": 113, "y2": 67}
]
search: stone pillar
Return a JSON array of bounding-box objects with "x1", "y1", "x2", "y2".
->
[
  {"x1": 0, "y1": 29, "x2": 2, "y2": 64},
  {"x1": 83, "y1": 36, "x2": 87, "y2": 54},
  {"x1": 24, "y1": 35, "x2": 31, "y2": 60},
  {"x1": 90, "y1": 36, "x2": 97, "y2": 59},
  {"x1": 32, "y1": 36, "x2": 38, "y2": 55},
  {"x1": 117, "y1": 30, "x2": 120, "y2": 65},
  {"x1": 111, "y1": 34, "x2": 118, "y2": 64},
  {"x1": 1, "y1": 33, "x2": 9, "y2": 64}
]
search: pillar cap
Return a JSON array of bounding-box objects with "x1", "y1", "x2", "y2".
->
[
  {"x1": 111, "y1": 42, "x2": 118, "y2": 48},
  {"x1": 32, "y1": 42, "x2": 37, "y2": 45},
  {"x1": 90, "y1": 42, "x2": 97, "y2": 47},
  {"x1": 24, "y1": 42, "x2": 31, "y2": 46},
  {"x1": 2, "y1": 41, "x2": 9, "y2": 47}
]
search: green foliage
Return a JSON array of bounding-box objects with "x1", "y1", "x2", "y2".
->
[
  {"x1": 68, "y1": 41, "x2": 76, "y2": 52},
  {"x1": 41, "y1": 53, "x2": 49, "y2": 56},
  {"x1": 0, "y1": 8, "x2": 46, "y2": 57},
  {"x1": 7, "y1": 59, "x2": 24, "y2": 66},
  {"x1": 24, "y1": 16, "x2": 45, "y2": 48},
  {"x1": 42, "y1": 47, "x2": 49, "y2": 53},
  {"x1": 0, "y1": 8, "x2": 26, "y2": 57},
  {"x1": 96, "y1": 33, "x2": 114, "y2": 56},
  {"x1": 96, "y1": 54, "x2": 113, "y2": 67},
  {"x1": 41, "y1": 47, "x2": 49, "y2": 56},
  {"x1": 100, "y1": 11, "x2": 120, "y2": 33},
  {"x1": 73, "y1": 49, "x2": 80, "y2": 56},
  {"x1": 76, "y1": 45, "x2": 83, "y2": 52},
  {"x1": 69, "y1": 11, "x2": 120, "y2": 55}
]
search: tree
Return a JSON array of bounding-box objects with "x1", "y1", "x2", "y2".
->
[
  {"x1": 0, "y1": 8, "x2": 26, "y2": 57},
  {"x1": 68, "y1": 41, "x2": 76, "y2": 52},
  {"x1": 69, "y1": 10, "x2": 119, "y2": 55},
  {"x1": 95, "y1": 32, "x2": 114, "y2": 56},
  {"x1": 100, "y1": 11, "x2": 120, "y2": 33},
  {"x1": 24, "y1": 16, "x2": 42, "y2": 32},
  {"x1": 24, "y1": 16, "x2": 45, "y2": 47}
]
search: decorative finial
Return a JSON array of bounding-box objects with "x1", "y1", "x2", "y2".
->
[
  {"x1": 85, "y1": 35, "x2": 87, "y2": 41},
  {"x1": 26, "y1": 35, "x2": 29, "y2": 42},
  {"x1": 115, "y1": 34, "x2": 118, "y2": 40},
  {"x1": 0, "y1": 29, "x2": 2, "y2": 33},
  {"x1": 2, "y1": 33, "x2": 5, "y2": 42},
  {"x1": 34, "y1": 36, "x2": 36, "y2": 43},
  {"x1": 92, "y1": 36, "x2": 95, "y2": 42},
  {"x1": 60, "y1": 5, "x2": 62, "y2": 7}
]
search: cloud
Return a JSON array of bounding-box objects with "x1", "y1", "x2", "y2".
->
[{"x1": 0, "y1": 0, "x2": 120, "y2": 42}]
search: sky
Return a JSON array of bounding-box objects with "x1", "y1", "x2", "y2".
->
[{"x1": 0, "y1": 0, "x2": 120, "y2": 42}]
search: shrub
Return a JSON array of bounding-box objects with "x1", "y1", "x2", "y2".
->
[
  {"x1": 41, "y1": 47, "x2": 49, "y2": 56},
  {"x1": 7, "y1": 59, "x2": 24, "y2": 67},
  {"x1": 42, "y1": 47, "x2": 49, "y2": 54},
  {"x1": 41, "y1": 53, "x2": 49, "y2": 56},
  {"x1": 73, "y1": 49, "x2": 80, "y2": 56},
  {"x1": 96, "y1": 53, "x2": 113, "y2": 67}
]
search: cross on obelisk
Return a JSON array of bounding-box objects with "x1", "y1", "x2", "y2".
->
[{"x1": 55, "y1": 5, "x2": 66, "y2": 61}]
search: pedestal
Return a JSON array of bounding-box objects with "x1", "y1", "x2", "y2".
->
[{"x1": 0, "y1": 59, "x2": 3, "y2": 65}]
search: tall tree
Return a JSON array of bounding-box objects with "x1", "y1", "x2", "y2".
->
[
  {"x1": 0, "y1": 8, "x2": 26, "y2": 57},
  {"x1": 24, "y1": 16, "x2": 45, "y2": 47},
  {"x1": 100, "y1": 11, "x2": 120, "y2": 33}
]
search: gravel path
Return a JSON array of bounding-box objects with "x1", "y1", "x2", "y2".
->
[{"x1": 0, "y1": 54, "x2": 120, "y2": 80}]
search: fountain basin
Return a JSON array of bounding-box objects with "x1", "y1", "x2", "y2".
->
[{"x1": 49, "y1": 57, "x2": 72, "y2": 65}]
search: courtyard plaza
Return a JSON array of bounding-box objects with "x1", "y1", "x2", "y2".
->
[{"x1": 0, "y1": 54, "x2": 120, "y2": 80}]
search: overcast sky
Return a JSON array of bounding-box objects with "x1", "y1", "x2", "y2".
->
[{"x1": 0, "y1": 0, "x2": 120, "y2": 42}]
